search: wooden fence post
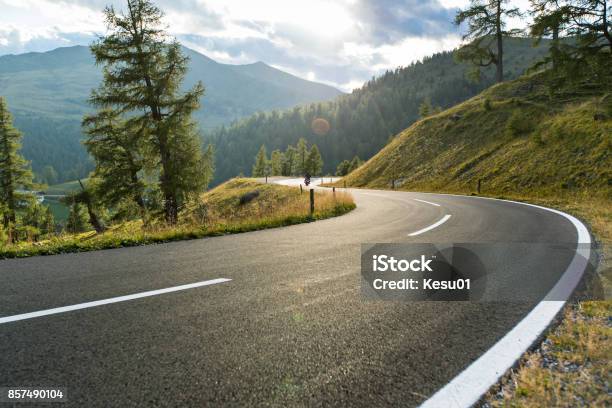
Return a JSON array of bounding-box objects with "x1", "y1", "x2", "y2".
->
[{"x1": 310, "y1": 189, "x2": 315, "y2": 216}]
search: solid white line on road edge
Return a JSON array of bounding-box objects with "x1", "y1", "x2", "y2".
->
[
  {"x1": 0, "y1": 278, "x2": 232, "y2": 325},
  {"x1": 413, "y1": 198, "x2": 441, "y2": 207},
  {"x1": 408, "y1": 214, "x2": 451, "y2": 237},
  {"x1": 419, "y1": 198, "x2": 591, "y2": 408}
]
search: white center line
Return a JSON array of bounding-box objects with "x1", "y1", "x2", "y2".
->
[
  {"x1": 408, "y1": 214, "x2": 452, "y2": 237},
  {"x1": 0, "y1": 278, "x2": 232, "y2": 325},
  {"x1": 413, "y1": 198, "x2": 441, "y2": 207}
]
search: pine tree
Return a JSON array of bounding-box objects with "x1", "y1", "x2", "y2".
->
[
  {"x1": 0, "y1": 97, "x2": 33, "y2": 242},
  {"x1": 252, "y1": 145, "x2": 268, "y2": 177},
  {"x1": 454, "y1": 0, "x2": 523, "y2": 82},
  {"x1": 270, "y1": 150, "x2": 283, "y2": 176},
  {"x1": 88, "y1": 0, "x2": 205, "y2": 224},
  {"x1": 296, "y1": 138, "x2": 308, "y2": 176},
  {"x1": 305, "y1": 145, "x2": 323, "y2": 176},
  {"x1": 282, "y1": 145, "x2": 297, "y2": 176}
]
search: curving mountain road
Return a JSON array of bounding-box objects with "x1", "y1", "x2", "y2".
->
[{"x1": 0, "y1": 179, "x2": 591, "y2": 407}]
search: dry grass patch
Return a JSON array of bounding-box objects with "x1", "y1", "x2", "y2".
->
[
  {"x1": 0, "y1": 178, "x2": 355, "y2": 259},
  {"x1": 482, "y1": 194, "x2": 610, "y2": 407},
  {"x1": 487, "y1": 301, "x2": 611, "y2": 408}
]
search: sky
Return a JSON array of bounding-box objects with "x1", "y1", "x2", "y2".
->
[{"x1": 0, "y1": 0, "x2": 532, "y2": 91}]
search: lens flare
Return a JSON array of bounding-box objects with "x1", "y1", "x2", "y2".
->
[{"x1": 311, "y1": 118, "x2": 331, "y2": 135}]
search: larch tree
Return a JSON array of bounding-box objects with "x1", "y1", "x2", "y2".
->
[
  {"x1": 282, "y1": 145, "x2": 297, "y2": 176},
  {"x1": 252, "y1": 145, "x2": 268, "y2": 177},
  {"x1": 454, "y1": 0, "x2": 523, "y2": 82},
  {"x1": 296, "y1": 138, "x2": 309, "y2": 176},
  {"x1": 305, "y1": 145, "x2": 323, "y2": 176},
  {"x1": 530, "y1": 0, "x2": 611, "y2": 86},
  {"x1": 0, "y1": 97, "x2": 33, "y2": 242},
  {"x1": 270, "y1": 150, "x2": 283, "y2": 176},
  {"x1": 65, "y1": 200, "x2": 90, "y2": 234},
  {"x1": 88, "y1": 0, "x2": 206, "y2": 224}
]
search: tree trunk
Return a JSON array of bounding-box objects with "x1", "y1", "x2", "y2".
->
[
  {"x1": 130, "y1": 171, "x2": 148, "y2": 226},
  {"x1": 603, "y1": 0, "x2": 612, "y2": 50},
  {"x1": 127, "y1": 3, "x2": 179, "y2": 224},
  {"x1": 552, "y1": 25, "x2": 559, "y2": 69},
  {"x1": 495, "y1": 0, "x2": 504, "y2": 83},
  {"x1": 79, "y1": 180, "x2": 105, "y2": 233}
]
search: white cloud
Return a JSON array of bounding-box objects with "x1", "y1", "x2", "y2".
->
[
  {"x1": 342, "y1": 34, "x2": 462, "y2": 71},
  {"x1": 0, "y1": 0, "x2": 532, "y2": 91},
  {"x1": 437, "y1": 0, "x2": 469, "y2": 8}
]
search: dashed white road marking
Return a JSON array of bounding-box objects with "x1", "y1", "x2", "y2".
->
[
  {"x1": 413, "y1": 198, "x2": 441, "y2": 207},
  {"x1": 408, "y1": 214, "x2": 452, "y2": 236},
  {"x1": 0, "y1": 278, "x2": 232, "y2": 325}
]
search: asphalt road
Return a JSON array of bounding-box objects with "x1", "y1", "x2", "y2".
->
[{"x1": 0, "y1": 181, "x2": 587, "y2": 407}]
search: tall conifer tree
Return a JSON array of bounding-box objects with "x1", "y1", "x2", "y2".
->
[
  {"x1": 252, "y1": 146, "x2": 268, "y2": 177},
  {"x1": 305, "y1": 145, "x2": 323, "y2": 176},
  {"x1": 88, "y1": 0, "x2": 205, "y2": 224},
  {"x1": 0, "y1": 97, "x2": 33, "y2": 241},
  {"x1": 454, "y1": 0, "x2": 523, "y2": 82},
  {"x1": 296, "y1": 138, "x2": 308, "y2": 176}
]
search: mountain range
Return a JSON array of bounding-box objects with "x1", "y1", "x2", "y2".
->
[{"x1": 0, "y1": 45, "x2": 342, "y2": 182}]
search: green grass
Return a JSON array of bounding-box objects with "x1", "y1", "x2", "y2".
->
[{"x1": 0, "y1": 178, "x2": 355, "y2": 259}]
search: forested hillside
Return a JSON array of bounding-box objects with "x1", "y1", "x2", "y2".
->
[
  {"x1": 0, "y1": 45, "x2": 341, "y2": 183},
  {"x1": 206, "y1": 37, "x2": 550, "y2": 184},
  {"x1": 339, "y1": 73, "x2": 611, "y2": 197}
]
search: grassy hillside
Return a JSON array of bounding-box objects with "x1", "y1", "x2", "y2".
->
[
  {"x1": 0, "y1": 179, "x2": 355, "y2": 258},
  {"x1": 341, "y1": 73, "x2": 611, "y2": 199}
]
